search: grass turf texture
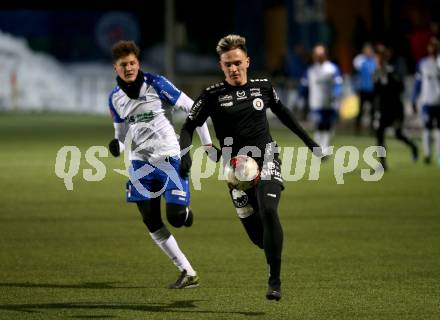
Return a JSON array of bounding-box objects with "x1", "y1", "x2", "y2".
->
[{"x1": 0, "y1": 112, "x2": 439, "y2": 320}]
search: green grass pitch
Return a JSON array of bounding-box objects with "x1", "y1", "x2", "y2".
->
[{"x1": 0, "y1": 112, "x2": 439, "y2": 319}]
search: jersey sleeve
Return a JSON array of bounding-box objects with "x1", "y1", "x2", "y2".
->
[
  {"x1": 174, "y1": 91, "x2": 194, "y2": 112},
  {"x1": 108, "y1": 91, "x2": 128, "y2": 142},
  {"x1": 150, "y1": 74, "x2": 182, "y2": 106},
  {"x1": 108, "y1": 91, "x2": 124, "y2": 123},
  {"x1": 188, "y1": 91, "x2": 211, "y2": 127},
  {"x1": 176, "y1": 92, "x2": 212, "y2": 145}
]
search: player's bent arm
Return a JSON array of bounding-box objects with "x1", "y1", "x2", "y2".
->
[
  {"x1": 109, "y1": 122, "x2": 127, "y2": 157},
  {"x1": 174, "y1": 92, "x2": 194, "y2": 113},
  {"x1": 114, "y1": 122, "x2": 128, "y2": 142},
  {"x1": 176, "y1": 91, "x2": 218, "y2": 159},
  {"x1": 178, "y1": 118, "x2": 198, "y2": 175},
  {"x1": 175, "y1": 91, "x2": 213, "y2": 145}
]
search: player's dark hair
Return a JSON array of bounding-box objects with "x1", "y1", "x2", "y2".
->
[
  {"x1": 216, "y1": 34, "x2": 248, "y2": 57},
  {"x1": 112, "y1": 40, "x2": 140, "y2": 63}
]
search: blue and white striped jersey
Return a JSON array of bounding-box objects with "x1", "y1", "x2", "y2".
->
[
  {"x1": 301, "y1": 61, "x2": 343, "y2": 111},
  {"x1": 109, "y1": 72, "x2": 211, "y2": 161},
  {"x1": 413, "y1": 56, "x2": 440, "y2": 107}
]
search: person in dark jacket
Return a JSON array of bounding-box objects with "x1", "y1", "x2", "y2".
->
[{"x1": 373, "y1": 44, "x2": 418, "y2": 170}]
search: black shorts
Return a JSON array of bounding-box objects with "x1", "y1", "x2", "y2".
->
[
  {"x1": 259, "y1": 158, "x2": 284, "y2": 188},
  {"x1": 228, "y1": 158, "x2": 284, "y2": 217},
  {"x1": 422, "y1": 105, "x2": 440, "y2": 129}
]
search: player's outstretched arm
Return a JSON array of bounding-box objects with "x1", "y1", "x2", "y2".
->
[{"x1": 271, "y1": 102, "x2": 319, "y2": 152}]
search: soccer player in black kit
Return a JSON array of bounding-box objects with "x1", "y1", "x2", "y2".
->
[{"x1": 179, "y1": 34, "x2": 323, "y2": 301}]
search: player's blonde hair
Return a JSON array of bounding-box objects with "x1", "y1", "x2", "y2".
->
[{"x1": 216, "y1": 34, "x2": 248, "y2": 57}]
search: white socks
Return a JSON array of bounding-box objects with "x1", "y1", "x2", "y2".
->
[
  {"x1": 150, "y1": 226, "x2": 196, "y2": 276},
  {"x1": 314, "y1": 130, "x2": 331, "y2": 150},
  {"x1": 423, "y1": 129, "x2": 440, "y2": 159},
  {"x1": 434, "y1": 129, "x2": 440, "y2": 159}
]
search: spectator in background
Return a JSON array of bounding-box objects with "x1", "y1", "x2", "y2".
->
[
  {"x1": 373, "y1": 44, "x2": 418, "y2": 170},
  {"x1": 412, "y1": 38, "x2": 440, "y2": 164},
  {"x1": 353, "y1": 43, "x2": 377, "y2": 133},
  {"x1": 300, "y1": 44, "x2": 343, "y2": 151}
]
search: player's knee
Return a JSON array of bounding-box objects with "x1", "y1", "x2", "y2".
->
[
  {"x1": 261, "y1": 206, "x2": 278, "y2": 221},
  {"x1": 166, "y1": 203, "x2": 187, "y2": 228}
]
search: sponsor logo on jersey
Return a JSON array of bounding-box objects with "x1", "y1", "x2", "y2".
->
[
  {"x1": 221, "y1": 101, "x2": 234, "y2": 107},
  {"x1": 218, "y1": 94, "x2": 233, "y2": 102},
  {"x1": 160, "y1": 90, "x2": 173, "y2": 101},
  {"x1": 260, "y1": 161, "x2": 283, "y2": 181},
  {"x1": 236, "y1": 90, "x2": 247, "y2": 100},
  {"x1": 128, "y1": 111, "x2": 155, "y2": 124},
  {"x1": 252, "y1": 98, "x2": 264, "y2": 110},
  {"x1": 250, "y1": 88, "x2": 262, "y2": 97}
]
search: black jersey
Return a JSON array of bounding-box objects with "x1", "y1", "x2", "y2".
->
[
  {"x1": 189, "y1": 79, "x2": 287, "y2": 157},
  {"x1": 183, "y1": 78, "x2": 318, "y2": 165}
]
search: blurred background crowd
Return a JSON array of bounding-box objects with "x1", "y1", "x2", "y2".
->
[{"x1": 0, "y1": 0, "x2": 439, "y2": 139}]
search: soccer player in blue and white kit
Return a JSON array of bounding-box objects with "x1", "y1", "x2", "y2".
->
[
  {"x1": 300, "y1": 45, "x2": 343, "y2": 152},
  {"x1": 107, "y1": 40, "x2": 213, "y2": 289},
  {"x1": 412, "y1": 38, "x2": 440, "y2": 164},
  {"x1": 353, "y1": 43, "x2": 377, "y2": 133}
]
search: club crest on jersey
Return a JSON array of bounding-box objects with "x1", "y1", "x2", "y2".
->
[
  {"x1": 236, "y1": 91, "x2": 247, "y2": 100},
  {"x1": 252, "y1": 98, "x2": 264, "y2": 110}
]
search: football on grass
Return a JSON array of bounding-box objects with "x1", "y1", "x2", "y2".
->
[{"x1": 224, "y1": 155, "x2": 260, "y2": 190}]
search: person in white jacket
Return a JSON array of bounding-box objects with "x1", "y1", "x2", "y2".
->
[
  {"x1": 107, "y1": 40, "x2": 213, "y2": 289},
  {"x1": 412, "y1": 38, "x2": 440, "y2": 164},
  {"x1": 300, "y1": 45, "x2": 343, "y2": 151}
]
